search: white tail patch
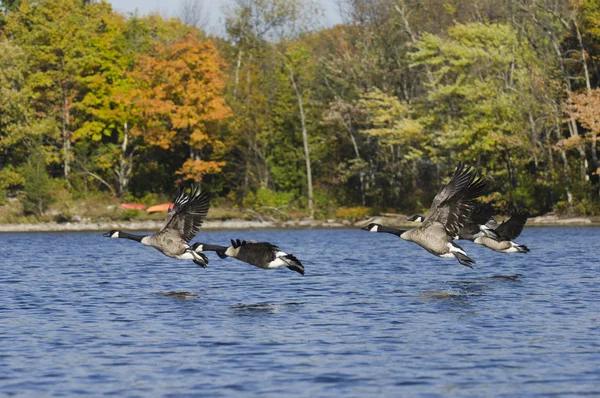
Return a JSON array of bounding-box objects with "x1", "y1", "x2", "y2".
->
[
  {"x1": 447, "y1": 243, "x2": 467, "y2": 256},
  {"x1": 502, "y1": 242, "x2": 520, "y2": 253},
  {"x1": 267, "y1": 251, "x2": 290, "y2": 268},
  {"x1": 176, "y1": 252, "x2": 196, "y2": 260}
]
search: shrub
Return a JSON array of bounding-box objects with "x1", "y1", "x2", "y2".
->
[
  {"x1": 335, "y1": 206, "x2": 370, "y2": 221},
  {"x1": 120, "y1": 209, "x2": 142, "y2": 220},
  {"x1": 242, "y1": 187, "x2": 296, "y2": 209},
  {"x1": 22, "y1": 148, "x2": 53, "y2": 217}
]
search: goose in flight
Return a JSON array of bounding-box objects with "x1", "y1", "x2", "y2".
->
[
  {"x1": 473, "y1": 210, "x2": 530, "y2": 253},
  {"x1": 194, "y1": 239, "x2": 305, "y2": 275},
  {"x1": 103, "y1": 183, "x2": 211, "y2": 267},
  {"x1": 362, "y1": 164, "x2": 486, "y2": 268}
]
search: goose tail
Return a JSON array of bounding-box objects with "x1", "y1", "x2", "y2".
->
[
  {"x1": 281, "y1": 254, "x2": 305, "y2": 275},
  {"x1": 192, "y1": 252, "x2": 209, "y2": 268},
  {"x1": 448, "y1": 242, "x2": 475, "y2": 268},
  {"x1": 454, "y1": 252, "x2": 475, "y2": 268},
  {"x1": 515, "y1": 243, "x2": 530, "y2": 253}
]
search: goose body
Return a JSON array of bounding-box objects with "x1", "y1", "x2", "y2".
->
[
  {"x1": 103, "y1": 183, "x2": 211, "y2": 267},
  {"x1": 474, "y1": 211, "x2": 529, "y2": 253},
  {"x1": 363, "y1": 164, "x2": 486, "y2": 268},
  {"x1": 195, "y1": 239, "x2": 305, "y2": 275}
]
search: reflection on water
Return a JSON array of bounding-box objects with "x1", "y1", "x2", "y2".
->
[
  {"x1": 158, "y1": 291, "x2": 200, "y2": 300},
  {"x1": 1, "y1": 227, "x2": 600, "y2": 397},
  {"x1": 230, "y1": 302, "x2": 302, "y2": 315},
  {"x1": 490, "y1": 274, "x2": 521, "y2": 281}
]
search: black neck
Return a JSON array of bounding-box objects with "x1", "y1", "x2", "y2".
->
[
  {"x1": 119, "y1": 232, "x2": 145, "y2": 242},
  {"x1": 201, "y1": 244, "x2": 229, "y2": 252},
  {"x1": 378, "y1": 226, "x2": 407, "y2": 236}
]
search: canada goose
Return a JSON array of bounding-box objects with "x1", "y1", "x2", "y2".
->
[
  {"x1": 194, "y1": 239, "x2": 305, "y2": 275},
  {"x1": 103, "y1": 183, "x2": 211, "y2": 267},
  {"x1": 473, "y1": 211, "x2": 530, "y2": 253},
  {"x1": 362, "y1": 164, "x2": 486, "y2": 268}
]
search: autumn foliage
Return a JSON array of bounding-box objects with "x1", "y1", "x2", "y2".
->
[{"x1": 1, "y1": 0, "x2": 600, "y2": 217}]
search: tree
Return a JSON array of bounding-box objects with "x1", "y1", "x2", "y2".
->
[
  {"x1": 410, "y1": 23, "x2": 551, "y2": 209},
  {"x1": 5, "y1": 0, "x2": 115, "y2": 181},
  {"x1": 568, "y1": 89, "x2": 600, "y2": 194},
  {"x1": 131, "y1": 34, "x2": 231, "y2": 183}
]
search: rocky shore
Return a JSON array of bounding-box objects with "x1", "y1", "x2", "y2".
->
[{"x1": 0, "y1": 213, "x2": 595, "y2": 232}]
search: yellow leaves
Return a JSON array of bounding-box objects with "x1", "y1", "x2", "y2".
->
[
  {"x1": 358, "y1": 88, "x2": 425, "y2": 146},
  {"x1": 176, "y1": 159, "x2": 226, "y2": 182},
  {"x1": 557, "y1": 135, "x2": 584, "y2": 150}
]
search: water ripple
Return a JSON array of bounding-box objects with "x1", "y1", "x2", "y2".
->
[{"x1": 1, "y1": 227, "x2": 599, "y2": 396}]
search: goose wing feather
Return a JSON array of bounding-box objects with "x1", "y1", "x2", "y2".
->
[
  {"x1": 493, "y1": 210, "x2": 527, "y2": 240},
  {"x1": 160, "y1": 183, "x2": 211, "y2": 243},
  {"x1": 422, "y1": 163, "x2": 486, "y2": 239}
]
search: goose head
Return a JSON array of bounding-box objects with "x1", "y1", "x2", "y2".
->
[
  {"x1": 407, "y1": 214, "x2": 424, "y2": 222},
  {"x1": 103, "y1": 230, "x2": 120, "y2": 238},
  {"x1": 361, "y1": 223, "x2": 381, "y2": 232}
]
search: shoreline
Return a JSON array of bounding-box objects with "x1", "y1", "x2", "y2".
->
[{"x1": 0, "y1": 214, "x2": 596, "y2": 232}]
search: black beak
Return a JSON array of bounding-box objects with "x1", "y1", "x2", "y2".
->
[
  {"x1": 360, "y1": 225, "x2": 369, "y2": 231},
  {"x1": 102, "y1": 232, "x2": 111, "y2": 237}
]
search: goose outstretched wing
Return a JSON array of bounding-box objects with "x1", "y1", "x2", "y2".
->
[
  {"x1": 422, "y1": 163, "x2": 486, "y2": 239},
  {"x1": 493, "y1": 210, "x2": 527, "y2": 240},
  {"x1": 161, "y1": 183, "x2": 211, "y2": 243}
]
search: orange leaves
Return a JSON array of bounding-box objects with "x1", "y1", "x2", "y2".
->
[
  {"x1": 176, "y1": 159, "x2": 226, "y2": 182},
  {"x1": 568, "y1": 89, "x2": 600, "y2": 137},
  {"x1": 131, "y1": 34, "x2": 231, "y2": 150}
]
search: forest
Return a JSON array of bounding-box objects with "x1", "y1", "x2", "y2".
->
[{"x1": 1, "y1": 0, "x2": 600, "y2": 222}]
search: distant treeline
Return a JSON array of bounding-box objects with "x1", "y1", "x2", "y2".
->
[{"x1": 1, "y1": 0, "x2": 599, "y2": 218}]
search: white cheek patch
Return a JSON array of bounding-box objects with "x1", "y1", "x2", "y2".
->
[
  {"x1": 225, "y1": 247, "x2": 240, "y2": 257},
  {"x1": 371, "y1": 225, "x2": 379, "y2": 232},
  {"x1": 111, "y1": 232, "x2": 120, "y2": 238}
]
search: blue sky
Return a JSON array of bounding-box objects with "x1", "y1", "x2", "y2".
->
[{"x1": 106, "y1": 0, "x2": 343, "y2": 35}]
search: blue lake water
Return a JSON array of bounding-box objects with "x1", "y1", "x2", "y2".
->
[{"x1": 1, "y1": 227, "x2": 599, "y2": 397}]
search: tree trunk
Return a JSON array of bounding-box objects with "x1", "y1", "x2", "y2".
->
[
  {"x1": 339, "y1": 106, "x2": 365, "y2": 205},
  {"x1": 233, "y1": 48, "x2": 243, "y2": 100},
  {"x1": 552, "y1": 39, "x2": 587, "y2": 182},
  {"x1": 573, "y1": 17, "x2": 592, "y2": 95},
  {"x1": 573, "y1": 17, "x2": 599, "y2": 190},
  {"x1": 554, "y1": 107, "x2": 573, "y2": 205},
  {"x1": 115, "y1": 122, "x2": 133, "y2": 196},
  {"x1": 528, "y1": 111, "x2": 539, "y2": 167},
  {"x1": 62, "y1": 96, "x2": 71, "y2": 180},
  {"x1": 285, "y1": 62, "x2": 314, "y2": 219}
]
